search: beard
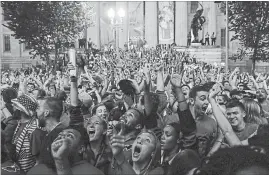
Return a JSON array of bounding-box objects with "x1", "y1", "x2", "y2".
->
[
  {"x1": 38, "y1": 113, "x2": 46, "y2": 127},
  {"x1": 115, "y1": 122, "x2": 136, "y2": 134}
]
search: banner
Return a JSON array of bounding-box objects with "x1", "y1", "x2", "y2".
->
[{"x1": 158, "y1": 2, "x2": 175, "y2": 44}]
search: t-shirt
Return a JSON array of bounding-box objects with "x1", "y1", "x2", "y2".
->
[
  {"x1": 234, "y1": 123, "x2": 259, "y2": 141},
  {"x1": 195, "y1": 115, "x2": 218, "y2": 157}
]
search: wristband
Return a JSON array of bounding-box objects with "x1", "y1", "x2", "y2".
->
[{"x1": 70, "y1": 76, "x2": 77, "y2": 82}]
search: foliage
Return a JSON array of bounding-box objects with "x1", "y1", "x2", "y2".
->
[
  {"x1": 1, "y1": 1, "x2": 94, "y2": 60},
  {"x1": 221, "y1": 1, "x2": 269, "y2": 71}
]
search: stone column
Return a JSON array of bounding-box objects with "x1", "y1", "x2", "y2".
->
[
  {"x1": 175, "y1": 1, "x2": 188, "y2": 46},
  {"x1": 116, "y1": 2, "x2": 128, "y2": 48},
  {"x1": 87, "y1": 2, "x2": 100, "y2": 49},
  {"x1": 208, "y1": 2, "x2": 217, "y2": 43},
  {"x1": 145, "y1": 2, "x2": 158, "y2": 47},
  {"x1": 0, "y1": 6, "x2": 3, "y2": 60}
]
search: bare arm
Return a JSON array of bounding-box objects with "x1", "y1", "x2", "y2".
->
[{"x1": 209, "y1": 84, "x2": 242, "y2": 147}]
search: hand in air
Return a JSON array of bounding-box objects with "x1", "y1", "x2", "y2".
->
[
  {"x1": 110, "y1": 122, "x2": 125, "y2": 157},
  {"x1": 170, "y1": 71, "x2": 184, "y2": 88},
  {"x1": 209, "y1": 83, "x2": 222, "y2": 100},
  {"x1": 51, "y1": 138, "x2": 71, "y2": 161}
]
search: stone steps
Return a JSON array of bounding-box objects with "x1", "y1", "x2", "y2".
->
[{"x1": 175, "y1": 47, "x2": 222, "y2": 63}]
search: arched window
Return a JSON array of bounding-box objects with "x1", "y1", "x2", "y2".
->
[{"x1": 191, "y1": 1, "x2": 198, "y2": 13}]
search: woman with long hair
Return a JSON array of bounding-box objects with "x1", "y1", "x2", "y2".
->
[
  {"x1": 241, "y1": 98, "x2": 268, "y2": 125},
  {"x1": 85, "y1": 115, "x2": 112, "y2": 174},
  {"x1": 109, "y1": 128, "x2": 164, "y2": 175}
]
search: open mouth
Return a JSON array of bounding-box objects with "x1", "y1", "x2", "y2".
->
[
  {"x1": 88, "y1": 130, "x2": 95, "y2": 137},
  {"x1": 202, "y1": 106, "x2": 208, "y2": 112},
  {"x1": 133, "y1": 145, "x2": 142, "y2": 157}
]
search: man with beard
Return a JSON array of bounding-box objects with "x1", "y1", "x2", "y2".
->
[
  {"x1": 30, "y1": 97, "x2": 66, "y2": 167},
  {"x1": 256, "y1": 88, "x2": 269, "y2": 119},
  {"x1": 28, "y1": 127, "x2": 104, "y2": 175},
  {"x1": 114, "y1": 108, "x2": 144, "y2": 163},
  {"x1": 188, "y1": 85, "x2": 218, "y2": 157}
]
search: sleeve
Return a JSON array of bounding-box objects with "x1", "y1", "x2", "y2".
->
[
  {"x1": 177, "y1": 109, "x2": 197, "y2": 150},
  {"x1": 68, "y1": 105, "x2": 84, "y2": 126},
  {"x1": 156, "y1": 90, "x2": 168, "y2": 114}
]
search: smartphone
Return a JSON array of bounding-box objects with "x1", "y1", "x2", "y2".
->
[{"x1": 68, "y1": 48, "x2": 76, "y2": 76}]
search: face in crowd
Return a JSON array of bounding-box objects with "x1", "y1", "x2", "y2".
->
[
  {"x1": 247, "y1": 81, "x2": 254, "y2": 90},
  {"x1": 36, "y1": 98, "x2": 63, "y2": 128},
  {"x1": 161, "y1": 125, "x2": 179, "y2": 152},
  {"x1": 132, "y1": 132, "x2": 158, "y2": 164},
  {"x1": 190, "y1": 88, "x2": 209, "y2": 117},
  {"x1": 52, "y1": 128, "x2": 84, "y2": 164},
  {"x1": 226, "y1": 104, "x2": 246, "y2": 130},
  {"x1": 119, "y1": 109, "x2": 142, "y2": 133},
  {"x1": 256, "y1": 88, "x2": 267, "y2": 102},
  {"x1": 223, "y1": 81, "x2": 231, "y2": 90},
  {"x1": 86, "y1": 116, "x2": 107, "y2": 142},
  {"x1": 96, "y1": 105, "x2": 108, "y2": 121},
  {"x1": 27, "y1": 83, "x2": 35, "y2": 93},
  {"x1": 216, "y1": 95, "x2": 227, "y2": 106},
  {"x1": 182, "y1": 85, "x2": 190, "y2": 99},
  {"x1": 49, "y1": 85, "x2": 56, "y2": 97}
]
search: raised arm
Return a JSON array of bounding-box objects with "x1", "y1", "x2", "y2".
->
[
  {"x1": 170, "y1": 71, "x2": 197, "y2": 149},
  {"x1": 208, "y1": 83, "x2": 242, "y2": 147},
  {"x1": 143, "y1": 64, "x2": 153, "y2": 117}
]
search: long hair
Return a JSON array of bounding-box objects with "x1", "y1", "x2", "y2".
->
[
  {"x1": 135, "y1": 129, "x2": 161, "y2": 175},
  {"x1": 241, "y1": 98, "x2": 267, "y2": 125}
]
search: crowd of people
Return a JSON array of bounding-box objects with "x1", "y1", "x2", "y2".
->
[{"x1": 1, "y1": 45, "x2": 269, "y2": 175}]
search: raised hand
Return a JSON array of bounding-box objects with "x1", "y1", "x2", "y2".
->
[
  {"x1": 51, "y1": 138, "x2": 71, "y2": 161},
  {"x1": 155, "y1": 63, "x2": 163, "y2": 72},
  {"x1": 209, "y1": 83, "x2": 222, "y2": 100},
  {"x1": 170, "y1": 72, "x2": 184, "y2": 88},
  {"x1": 234, "y1": 67, "x2": 240, "y2": 74},
  {"x1": 110, "y1": 122, "x2": 125, "y2": 157}
]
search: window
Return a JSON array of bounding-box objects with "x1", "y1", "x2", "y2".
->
[
  {"x1": 221, "y1": 28, "x2": 226, "y2": 46},
  {"x1": 3, "y1": 34, "x2": 11, "y2": 52},
  {"x1": 191, "y1": 1, "x2": 198, "y2": 13},
  {"x1": 24, "y1": 42, "x2": 31, "y2": 51}
]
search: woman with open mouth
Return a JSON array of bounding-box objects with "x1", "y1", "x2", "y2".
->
[
  {"x1": 86, "y1": 116, "x2": 112, "y2": 174},
  {"x1": 109, "y1": 128, "x2": 164, "y2": 175}
]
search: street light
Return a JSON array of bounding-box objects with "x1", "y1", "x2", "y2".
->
[
  {"x1": 118, "y1": 8, "x2": 125, "y2": 19},
  {"x1": 107, "y1": 8, "x2": 125, "y2": 59},
  {"x1": 107, "y1": 8, "x2": 115, "y2": 23}
]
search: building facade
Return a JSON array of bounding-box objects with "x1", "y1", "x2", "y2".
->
[
  {"x1": 88, "y1": 1, "x2": 269, "y2": 72},
  {"x1": 1, "y1": 2, "x2": 268, "y2": 72},
  {"x1": 0, "y1": 5, "x2": 39, "y2": 70}
]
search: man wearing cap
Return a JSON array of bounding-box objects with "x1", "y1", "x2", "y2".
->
[{"x1": 10, "y1": 94, "x2": 39, "y2": 173}]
